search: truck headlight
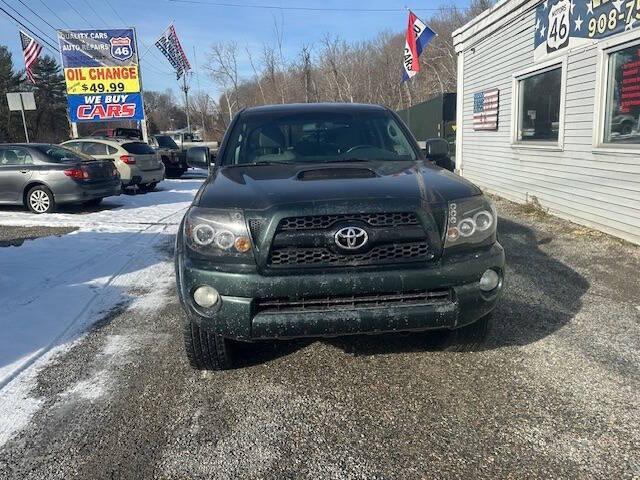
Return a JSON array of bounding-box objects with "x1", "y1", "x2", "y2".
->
[
  {"x1": 184, "y1": 207, "x2": 253, "y2": 256},
  {"x1": 445, "y1": 196, "x2": 497, "y2": 249}
]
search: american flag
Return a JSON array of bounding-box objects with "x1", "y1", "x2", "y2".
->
[
  {"x1": 20, "y1": 30, "x2": 42, "y2": 84},
  {"x1": 473, "y1": 88, "x2": 499, "y2": 131}
]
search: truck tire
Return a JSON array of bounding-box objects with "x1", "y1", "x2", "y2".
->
[
  {"x1": 438, "y1": 313, "x2": 491, "y2": 352},
  {"x1": 84, "y1": 198, "x2": 103, "y2": 206},
  {"x1": 183, "y1": 320, "x2": 234, "y2": 370}
]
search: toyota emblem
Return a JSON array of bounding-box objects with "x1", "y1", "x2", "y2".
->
[{"x1": 334, "y1": 226, "x2": 368, "y2": 250}]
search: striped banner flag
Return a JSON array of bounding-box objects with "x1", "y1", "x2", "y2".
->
[
  {"x1": 402, "y1": 10, "x2": 436, "y2": 82},
  {"x1": 20, "y1": 30, "x2": 43, "y2": 84},
  {"x1": 473, "y1": 89, "x2": 500, "y2": 131},
  {"x1": 155, "y1": 24, "x2": 191, "y2": 80}
]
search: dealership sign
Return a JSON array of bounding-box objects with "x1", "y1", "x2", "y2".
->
[
  {"x1": 534, "y1": 0, "x2": 640, "y2": 62},
  {"x1": 57, "y1": 29, "x2": 145, "y2": 122}
]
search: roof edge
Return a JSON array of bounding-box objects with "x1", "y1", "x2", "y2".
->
[{"x1": 453, "y1": 0, "x2": 538, "y2": 51}]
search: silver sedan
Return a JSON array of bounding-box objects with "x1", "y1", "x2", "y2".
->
[{"x1": 0, "y1": 144, "x2": 121, "y2": 214}]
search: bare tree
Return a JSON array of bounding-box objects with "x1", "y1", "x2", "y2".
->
[
  {"x1": 206, "y1": 0, "x2": 494, "y2": 118},
  {"x1": 206, "y1": 41, "x2": 240, "y2": 123}
]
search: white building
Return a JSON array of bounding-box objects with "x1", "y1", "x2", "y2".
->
[{"x1": 453, "y1": 0, "x2": 640, "y2": 245}]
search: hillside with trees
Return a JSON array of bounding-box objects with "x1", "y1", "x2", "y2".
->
[{"x1": 204, "y1": 0, "x2": 493, "y2": 136}]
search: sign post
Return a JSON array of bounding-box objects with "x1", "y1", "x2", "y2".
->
[
  {"x1": 57, "y1": 28, "x2": 146, "y2": 136},
  {"x1": 6, "y1": 92, "x2": 36, "y2": 143}
]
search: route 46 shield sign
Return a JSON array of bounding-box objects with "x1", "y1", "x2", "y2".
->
[
  {"x1": 546, "y1": 0, "x2": 570, "y2": 53},
  {"x1": 110, "y1": 37, "x2": 133, "y2": 61}
]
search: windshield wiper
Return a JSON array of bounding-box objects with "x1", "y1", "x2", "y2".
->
[
  {"x1": 227, "y1": 160, "x2": 294, "y2": 167},
  {"x1": 321, "y1": 158, "x2": 371, "y2": 163}
]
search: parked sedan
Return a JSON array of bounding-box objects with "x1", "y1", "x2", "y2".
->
[
  {"x1": 0, "y1": 144, "x2": 121, "y2": 214},
  {"x1": 62, "y1": 138, "x2": 165, "y2": 192}
]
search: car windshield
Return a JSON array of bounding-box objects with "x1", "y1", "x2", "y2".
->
[
  {"x1": 34, "y1": 145, "x2": 93, "y2": 163},
  {"x1": 220, "y1": 110, "x2": 418, "y2": 165},
  {"x1": 155, "y1": 135, "x2": 179, "y2": 149}
]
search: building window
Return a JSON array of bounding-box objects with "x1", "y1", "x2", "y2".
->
[
  {"x1": 517, "y1": 67, "x2": 562, "y2": 142},
  {"x1": 603, "y1": 44, "x2": 640, "y2": 146}
]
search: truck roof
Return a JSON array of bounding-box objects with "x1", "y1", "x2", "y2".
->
[{"x1": 242, "y1": 102, "x2": 389, "y2": 117}]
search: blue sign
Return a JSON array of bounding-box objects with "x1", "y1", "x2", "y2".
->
[
  {"x1": 534, "y1": 0, "x2": 640, "y2": 62},
  {"x1": 58, "y1": 28, "x2": 139, "y2": 68},
  {"x1": 67, "y1": 93, "x2": 144, "y2": 123},
  {"x1": 57, "y1": 28, "x2": 145, "y2": 124}
]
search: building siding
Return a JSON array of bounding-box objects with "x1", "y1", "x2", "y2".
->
[{"x1": 457, "y1": 2, "x2": 640, "y2": 244}]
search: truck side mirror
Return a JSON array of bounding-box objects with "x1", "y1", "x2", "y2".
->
[
  {"x1": 423, "y1": 138, "x2": 455, "y2": 173},
  {"x1": 187, "y1": 146, "x2": 211, "y2": 170},
  {"x1": 423, "y1": 138, "x2": 448, "y2": 159}
]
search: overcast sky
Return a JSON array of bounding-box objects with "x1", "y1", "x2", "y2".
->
[{"x1": 0, "y1": 0, "x2": 471, "y2": 99}]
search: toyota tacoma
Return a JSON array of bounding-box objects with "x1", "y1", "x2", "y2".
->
[{"x1": 175, "y1": 103, "x2": 504, "y2": 370}]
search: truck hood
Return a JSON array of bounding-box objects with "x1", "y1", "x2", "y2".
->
[{"x1": 196, "y1": 160, "x2": 482, "y2": 210}]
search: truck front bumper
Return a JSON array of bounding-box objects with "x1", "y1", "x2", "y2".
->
[{"x1": 177, "y1": 243, "x2": 505, "y2": 341}]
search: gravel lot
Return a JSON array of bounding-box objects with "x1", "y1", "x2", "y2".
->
[
  {"x1": 0, "y1": 196, "x2": 638, "y2": 479},
  {"x1": 0, "y1": 225, "x2": 77, "y2": 247}
]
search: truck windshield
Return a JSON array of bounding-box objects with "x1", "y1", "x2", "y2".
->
[
  {"x1": 155, "y1": 135, "x2": 179, "y2": 149},
  {"x1": 220, "y1": 111, "x2": 418, "y2": 165}
]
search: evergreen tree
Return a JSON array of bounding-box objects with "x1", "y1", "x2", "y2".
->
[
  {"x1": 30, "y1": 55, "x2": 69, "y2": 142},
  {"x1": 0, "y1": 46, "x2": 25, "y2": 142}
]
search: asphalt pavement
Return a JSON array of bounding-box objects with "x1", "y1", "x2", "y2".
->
[{"x1": 0, "y1": 197, "x2": 638, "y2": 479}]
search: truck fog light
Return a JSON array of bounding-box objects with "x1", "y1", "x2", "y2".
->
[
  {"x1": 193, "y1": 285, "x2": 219, "y2": 308},
  {"x1": 479, "y1": 269, "x2": 500, "y2": 292}
]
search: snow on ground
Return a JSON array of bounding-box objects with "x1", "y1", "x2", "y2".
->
[{"x1": 0, "y1": 175, "x2": 204, "y2": 446}]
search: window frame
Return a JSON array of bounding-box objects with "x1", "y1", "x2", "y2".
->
[
  {"x1": 593, "y1": 31, "x2": 640, "y2": 155},
  {"x1": 510, "y1": 57, "x2": 567, "y2": 151}
]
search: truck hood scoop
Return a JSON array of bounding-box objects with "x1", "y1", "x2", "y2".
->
[{"x1": 296, "y1": 167, "x2": 377, "y2": 181}]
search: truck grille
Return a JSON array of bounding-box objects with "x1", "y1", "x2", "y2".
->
[
  {"x1": 279, "y1": 212, "x2": 418, "y2": 231},
  {"x1": 267, "y1": 212, "x2": 432, "y2": 269},
  {"x1": 270, "y1": 242, "x2": 432, "y2": 267},
  {"x1": 255, "y1": 289, "x2": 451, "y2": 314}
]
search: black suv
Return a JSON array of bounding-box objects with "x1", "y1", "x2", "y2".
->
[{"x1": 175, "y1": 103, "x2": 505, "y2": 370}]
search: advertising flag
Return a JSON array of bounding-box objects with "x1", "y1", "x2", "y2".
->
[
  {"x1": 402, "y1": 11, "x2": 436, "y2": 82},
  {"x1": 155, "y1": 25, "x2": 191, "y2": 79}
]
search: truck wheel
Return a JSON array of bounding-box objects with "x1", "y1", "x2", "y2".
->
[
  {"x1": 438, "y1": 313, "x2": 491, "y2": 352},
  {"x1": 183, "y1": 320, "x2": 234, "y2": 370},
  {"x1": 26, "y1": 185, "x2": 55, "y2": 214}
]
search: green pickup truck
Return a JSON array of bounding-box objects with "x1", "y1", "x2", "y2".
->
[{"x1": 175, "y1": 103, "x2": 505, "y2": 370}]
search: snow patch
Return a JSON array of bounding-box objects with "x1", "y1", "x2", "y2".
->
[
  {"x1": 0, "y1": 368, "x2": 44, "y2": 447},
  {"x1": 0, "y1": 177, "x2": 203, "y2": 447},
  {"x1": 61, "y1": 371, "x2": 109, "y2": 402}
]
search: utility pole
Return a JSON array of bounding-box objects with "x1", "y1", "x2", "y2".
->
[
  {"x1": 193, "y1": 45, "x2": 207, "y2": 138},
  {"x1": 181, "y1": 73, "x2": 191, "y2": 134}
]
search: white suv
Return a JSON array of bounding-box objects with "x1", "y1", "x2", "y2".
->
[{"x1": 62, "y1": 138, "x2": 165, "y2": 191}]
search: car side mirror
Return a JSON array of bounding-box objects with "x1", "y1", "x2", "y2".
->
[{"x1": 187, "y1": 146, "x2": 211, "y2": 170}]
